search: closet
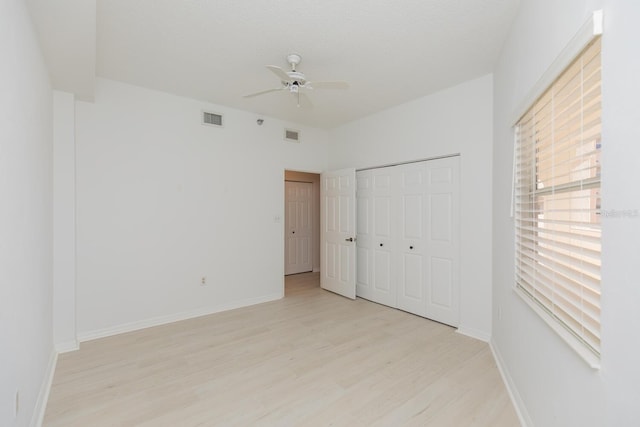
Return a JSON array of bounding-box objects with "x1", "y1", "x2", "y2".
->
[{"x1": 355, "y1": 156, "x2": 460, "y2": 326}]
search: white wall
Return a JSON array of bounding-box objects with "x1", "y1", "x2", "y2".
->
[
  {"x1": 600, "y1": 3, "x2": 640, "y2": 423},
  {"x1": 75, "y1": 79, "x2": 329, "y2": 338},
  {"x1": 328, "y1": 75, "x2": 494, "y2": 340},
  {"x1": 492, "y1": 0, "x2": 640, "y2": 425},
  {"x1": 0, "y1": 1, "x2": 54, "y2": 426},
  {"x1": 53, "y1": 91, "x2": 77, "y2": 352}
]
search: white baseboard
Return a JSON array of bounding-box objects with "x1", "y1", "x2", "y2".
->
[
  {"x1": 78, "y1": 292, "x2": 283, "y2": 343},
  {"x1": 30, "y1": 349, "x2": 58, "y2": 427},
  {"x1": 55, "y1": 340, "x2": 79, "y2": 354},
  {"x1": 490, "y1": 339, "x2": 532, "y2": 427},
  {"x1": 456, "y1": 326, "x2": 491, "y2": 342}
]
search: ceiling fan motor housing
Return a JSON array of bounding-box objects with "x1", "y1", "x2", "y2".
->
[
  {"x1": 286, "y1": 53, "x2": 302, "y2": 68},
  {"x1": 287, "y1": 71, "x2": 306, "y2": 84}
]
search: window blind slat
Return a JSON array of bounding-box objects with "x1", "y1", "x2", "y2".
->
[
  {"x1": 515, "y1": 224, "x2": 601, "y2": 245},
  {"x1": 517, "y1": 242, "x2": 601, "y2": 281},
  {"x1": 519, "y1": 233, "x2": 600, "y2": 261},
  {"x1": 516, "y1": 257, "x2": 601, "y2": 307}
]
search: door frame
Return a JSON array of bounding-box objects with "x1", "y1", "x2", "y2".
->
[
  {"x1": 284, "y1": 180, "x2": 314, "y2": 275},
  {"x1": 283, "y1": 170, "x2": 321, "y2": 285}
]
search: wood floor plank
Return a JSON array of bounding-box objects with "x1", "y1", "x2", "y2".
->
[{"x1": 44, "y1": 273, "x2": 519, "y2": 426}]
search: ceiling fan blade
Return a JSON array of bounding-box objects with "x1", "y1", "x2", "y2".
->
[
  {"x1": 297, "y1": 92, "x2": 313, "y2": 109},
  {"x1": 243, "y1": 87, "x2": 284, "y2": 98},
  {"x1": 308, "y1": 81, "x2": 349, "y2": 90},
  {"x1": 266, "y1": 65, "x2": 291, "y2": 82}
]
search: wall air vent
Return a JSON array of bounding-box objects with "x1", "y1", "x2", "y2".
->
[
  {"x1": 202, "y1": 111, "x2": 223, "y2": 127},
  {"x1": 284, "y1": 129, "x2": 300, "y2": 142}
]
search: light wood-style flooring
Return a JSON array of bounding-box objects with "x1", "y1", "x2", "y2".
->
[{"x1": 44, "y1": 273, "x2": 519, "y2": 426}]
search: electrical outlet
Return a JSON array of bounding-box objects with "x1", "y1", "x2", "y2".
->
[{"x1": 200, "y1": 276, "x2": 206, "y2": 286}]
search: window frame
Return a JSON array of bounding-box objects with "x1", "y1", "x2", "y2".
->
[{"x1": 511, "y1": 11, "x2": 603, "y2": 369}]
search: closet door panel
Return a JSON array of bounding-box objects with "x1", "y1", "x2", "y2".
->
[
  {"x1": 425, "y1": 158, "x2": 460, "y2": 327},
  {"x1": 397, "y1": 163, "x2": 427, "y2": 316},
  {"x1": 430, "y1": 257, "x2": 453, "y2": 307},
  {"x1": 356, "y1": 171, "x2": 373, "y2": 300},
  {"x1": 370, "y1": 168, "x2": 396, "y2": 307},
  {"x1": 374, "y1": 250, "x2": 392, "y2": 293}
]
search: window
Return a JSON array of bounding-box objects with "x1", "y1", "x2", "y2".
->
[{"x1": 514, "y1": 37, "x2": 602, "y2": 357}]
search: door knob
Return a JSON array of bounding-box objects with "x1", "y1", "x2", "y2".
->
[
  {"x1": 379, "y1": 243, "x2": 384, "y2": 247},
  {"x1": 409, "y1": 245, "x2": 414, "y2": 250},
  {"x1": 292, "y1": 231, "x2": 295, "y2": 234}
]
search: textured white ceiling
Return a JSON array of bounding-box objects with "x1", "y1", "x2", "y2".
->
[{"x1": 31, "y1": 0, "x2": 520, "y2": 128}]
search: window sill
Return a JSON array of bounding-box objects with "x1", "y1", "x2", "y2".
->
[{"x1": 513, "y1": 286, "x2": 601, "y2": 370}]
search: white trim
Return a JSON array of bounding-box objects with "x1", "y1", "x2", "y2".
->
[
  {"x1": 514, "y1": 287, "x2": 601, "y2": 369},
  {"x1": 356, "y1": 153, "x2": 460, "y2": 172},
  {"x1": 510, "y1": 9, "x2": 603, "y2": 125},
  {"x1": 456, "y1": 327, "x2": 491, "y2": 342},
  {"x1": 593, "y1": 9, "x2": 603, "y2": 35},
  {"x1": 490, "y1": 340, "x2": 532, "y2": 427},
  {"x1": 510, "y1": 132, "x2": 517, "y2": 218},
  {"x1": 29, "y1": 350, "x2": 58, "y2": 427},
  {"x1": 77, "y1": 292, "x2": 283, "y2": 342},
  {"x1": 55, "y1": 340, "x2": 79, "y2": 354}
]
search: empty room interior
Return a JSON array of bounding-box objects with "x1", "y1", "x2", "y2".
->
[{"x1": 2, "y1": 0, "x2": 640, "y2": 426}]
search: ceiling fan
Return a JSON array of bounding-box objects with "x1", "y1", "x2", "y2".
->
[{"x1": 243, "y1": 53, "x2": 349, "y2": 107}]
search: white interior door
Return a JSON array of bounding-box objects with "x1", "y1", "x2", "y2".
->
[
  {"x1": 424, "y1": 157, "x2": 460, "y2": 326},
  {"x1": 356, "y1": 170, "x2": 373, "y2": 300},
  {"x1": 320, "y1": 168, "x2": 356, "y2": 299},
  {"x1": 396, "y1": 162, "x2": 428, "y2": 316},
  {"x1": 285, "y1": 181, "x2": 313, "y2": 275},
  {"x1": 370, "y1": 167, "x2": 397, "y2": 307}
]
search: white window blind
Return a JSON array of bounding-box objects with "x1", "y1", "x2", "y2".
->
[{"x1": 514, "y1": 37, "x2": 602, "y2": 356}]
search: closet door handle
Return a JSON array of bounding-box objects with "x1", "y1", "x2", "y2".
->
[
  {"x1": 409, "y1": 245, "x2": 414, "y2": 250},
  {"x1": 379, "y1": 243, "x2": 384, "y2": 247},
  {"x1": 345, "y1": 237, "x2": 354, "y2": 242}
]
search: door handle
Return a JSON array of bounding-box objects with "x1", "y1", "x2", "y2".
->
[
  {"x1": 292, "y1": 231, "x2": 295, "y2": 234},
  {"x1": 345, "y1": 237, "x2": 355, "y2": 242}
]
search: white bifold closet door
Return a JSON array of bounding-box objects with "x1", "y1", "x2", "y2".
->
[
  {"x1": 356, "y1": 167, "x2": 397, "y2": 307},
  {"x1": 356, "y1": 156, "x2": 460, "y2": 327}
]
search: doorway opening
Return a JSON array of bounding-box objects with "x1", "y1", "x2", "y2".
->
[{"x1": 284, "y1": 170, "x2": 321, "y2": 279}]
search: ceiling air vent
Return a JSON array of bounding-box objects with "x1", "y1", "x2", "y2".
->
[
  {"x1": 202, "y1": 111, "x2": 223, "y2": 127},
  {"x1": 284, "y1": 128, "x2": 300, "y2": 142}
]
